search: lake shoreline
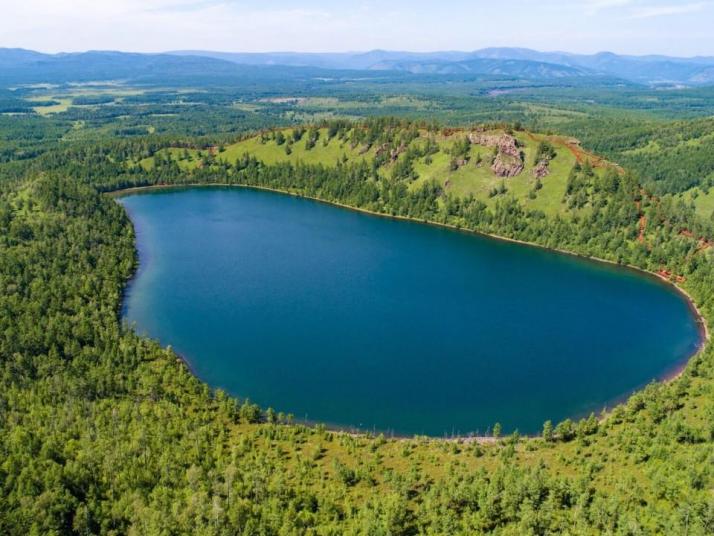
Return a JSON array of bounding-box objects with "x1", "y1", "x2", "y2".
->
[{"x1": 110, "y1": 182, "x2": 710, "y2": 442}]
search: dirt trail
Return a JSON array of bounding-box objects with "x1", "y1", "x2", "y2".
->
[
  {"x1": 636, "y1": 200, "x2": 647, "y2": 244},
  {"x1": 524, "y1": 132, "x2": 614, "y2": 169}
]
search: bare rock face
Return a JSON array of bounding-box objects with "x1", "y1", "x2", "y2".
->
[
  {"x1": 469, "y1": 132, "x2": 524, "y2": 177},
  {"x1": 492, "y1": 153, "x2": 525, "y2": 177},
  {"x1": 390, "y1": 143, "x2": 406, "y2": 162},
  {"x1": 532, "y1": 160, "x2": 550, "y2": 179},
  {"x1": 468, "y1": 132, "x2": 500, "y2": 148},
  {"x1": 468, "y1": 133, "x2": 519, "y2": 158},
  {"x1": 375, "y1": 143, "x2": 406, "y2": 162}
]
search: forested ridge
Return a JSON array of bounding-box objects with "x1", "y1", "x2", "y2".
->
[
  {"x1": 560, "y1": 116, "x2": 714, "y2": 196},
  {"x1": 1, "y1": 118, "x2": 714, "y2": 534}
]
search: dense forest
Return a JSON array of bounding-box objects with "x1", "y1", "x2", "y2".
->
[{"x1": 0, "y1": 115, "x2": 713, "y2": 534}]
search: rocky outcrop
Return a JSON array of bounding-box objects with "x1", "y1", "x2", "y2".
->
[
  {"x1": 532, "y1": 160, "x2": 550, "y2": 179},
  {"x1": 491, "y1": 153, "x2": 524, "y2": 177},
  {"x1": 468, "y1": 132, "x2": 524, "y2": 177},
  {"x1": 390, "y1": 144, "x2": 406, "y2": 162},
  {"x1": 374, "y1": 143, "x2": 406, "y2": 162},
  {"x1": 468, "y1": 133, "x2": 519, "y2": 158}
]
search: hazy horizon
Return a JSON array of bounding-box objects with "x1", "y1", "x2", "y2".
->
[
  {"x1": 2, "y1": 0, "x2": 714, "y2": 58},
  {"x1": 7, "y1": 46, "x2": 714, "y2": 61}
]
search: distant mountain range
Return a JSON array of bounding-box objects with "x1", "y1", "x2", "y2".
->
[
  {"x1": 172, "y1": 48, "x2": 714, "y2": 86},
  {"x1": 1, "y1": 47, "x2": 713, "y2": 87},
  {"x1": 0, "y1": 49, "x2": 354, "y2": 87}
]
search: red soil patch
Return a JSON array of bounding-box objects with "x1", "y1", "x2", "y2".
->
[
  {"x1": 560, "y1": 139, "x2": 616, "y2": 170},
  {"x1": 525, "y1": 132, "x2": 617, "y2": 170},
  {"x1": 635, "y1": 200, "x2": 647, "y2": 244},
  {"x1": 658, "y1": 269, "x2": 686, "y2": 284},
  {"x1": 679, "y1": 229, "x2": 712, "y2": 251},
  {"x1": 638, "y1": 215, "x2": 647, "y2": 244},
  {"x1": 564, "y1": 142, "x2": 584, "y2": 163},
  {"x1": 697, "y1": 239, "x2": 713, "y2": 252}
]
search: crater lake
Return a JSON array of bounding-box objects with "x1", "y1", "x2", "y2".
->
[{"x1": 119, "y1": 187, "x2": 703, "y2": 436}]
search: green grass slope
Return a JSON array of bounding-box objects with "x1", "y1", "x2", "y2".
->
[{"x1": 140, "y1": 125, "x2": 610, "y2": 219}]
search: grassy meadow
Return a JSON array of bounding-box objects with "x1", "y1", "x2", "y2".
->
[{"x1": 138, "y1": 126, "x2": 607, "y2": 219}]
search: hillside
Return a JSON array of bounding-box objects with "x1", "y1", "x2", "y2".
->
[
  {"x1": 562, "y1": 115, "x2": 714, "y2": 220},
  {"x1": 139, "y1": 124, "x2": 608, "y2": 218}
]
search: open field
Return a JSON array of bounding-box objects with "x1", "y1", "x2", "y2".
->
[{"x1": 26, "y1": 96, "x2": 73, "y2": 115}]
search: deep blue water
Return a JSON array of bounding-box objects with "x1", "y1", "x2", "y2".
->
[{"x1": 119, "y1": 187, "x2": 702, "y2": 436}]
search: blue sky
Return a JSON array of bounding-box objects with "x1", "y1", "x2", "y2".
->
[{"x1": 2, "y1": 0, "x2": 713, "y2": 56}]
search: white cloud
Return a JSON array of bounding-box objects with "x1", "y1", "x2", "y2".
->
[
  {"x1": 629, "y1": 1, "x2": 709, "y2": 18},
  {"x1": 581, "y1": 0, "x2": 711, "y2": 19},
  {"x1": 583, "y1": 0, "x2": 635, "y2": 15},
  {"x1": 0, "y1": 1, "x2": 365, "y2": 53}
]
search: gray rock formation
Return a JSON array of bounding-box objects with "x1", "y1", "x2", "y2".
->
[
  {"x1": 469, "y1": 132, "x2": 524, "y2": 177},
  {"x1": 532, "y1": 160, "x2": 550, "y2": 179}
]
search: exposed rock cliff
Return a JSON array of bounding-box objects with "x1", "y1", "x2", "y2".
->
[
  {"x1": 468, "y1": 132, "x2": 524, "y2": 177},
  {"x1": 492, "y1": 153, "x2": 525, "y2": 177}
]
